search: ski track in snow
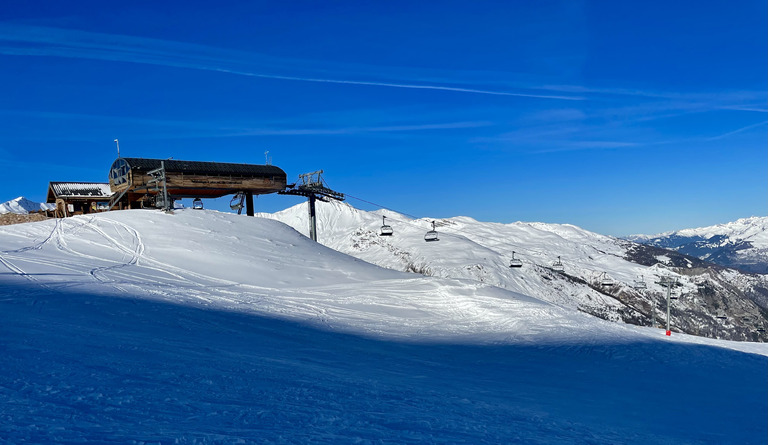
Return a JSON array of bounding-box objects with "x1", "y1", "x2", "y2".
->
[{"x1": 0, "y1": 209, "x2": 766, "y2": 444}]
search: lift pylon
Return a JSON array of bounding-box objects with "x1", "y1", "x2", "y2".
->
[{"x1": 279, "y1": 170, "x2": 345, "y2": 242}]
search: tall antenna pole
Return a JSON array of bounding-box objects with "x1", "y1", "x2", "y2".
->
[
  {"x1": 114, "y1": 139, "x2": 120, "y2": 158},
  {"x1": 161, "y1": 161, "x2": 169, "y2": 212}
]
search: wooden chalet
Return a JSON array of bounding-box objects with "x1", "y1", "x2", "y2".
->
[
  {"x1": 108, "y1": 157, "x2": 287, "y2": 215},
  {"x1": 46, "y1": 182, "x2": 113, "y2": 217}
]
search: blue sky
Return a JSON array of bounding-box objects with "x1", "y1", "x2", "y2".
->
[{"x1": 1, "y1": 1, "x2": 765, "y2": 236}]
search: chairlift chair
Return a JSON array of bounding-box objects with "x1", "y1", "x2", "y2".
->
[
  {"x1": 424, "y1": 221, "x2": 439, "y2": 242},
  {"x1": 379, "y1": 216, "x2": 393, "y2": 236},
  {"x1": 192, "y1": 198, "x2": 204, "y2": 210},
  {"x1": 552, "y1": 256, "x2": 564, "y2": 272},
  {"x1": 230, "y1": 192, "x2": 245, "y2": 210},
  {"x1": 600, "y1": 272, "x2": 614, "y2": 287},
  {"x1": 633, "y1": 277, "x2": 647, "y2": 290},
  {"x1": 509, "y1": 251, "x2": 523, "y2": 268}
]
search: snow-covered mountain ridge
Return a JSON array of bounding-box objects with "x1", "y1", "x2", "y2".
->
[
  {"x1": 627, "y1": 216, "x2": 768, "y2": 274},
  {"x1": 259, "y1": 201, "x2": 768, "y2": 341},
  {"x1": 0, "y1": 196, "x2": 54, "y2": 214}
]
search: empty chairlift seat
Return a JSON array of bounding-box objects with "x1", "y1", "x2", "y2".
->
[
  {"x1": 379, "y1": 216, "x2": 393, "y2": 236},
  {"x1": 600, "y1": 272, "x2": 614, "y2": 287},
  {"x1": 424, "y1": 220, "x2": 439, "y2": 242},
  {"x1": 552, "y1": 256, "x2": 565, "y2": 272},
  {"x1": 230, "y1": 192, "x2": 245, "y2": 210},
  {"x1": 509, "y1": 251, "x2": 523, "y2": 268}
]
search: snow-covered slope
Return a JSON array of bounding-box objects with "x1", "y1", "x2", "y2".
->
[
  {"x1": 0, "y1": 196, "x2": 54, "y2": 214},
  {"x1": 0, "y1": 209, "x2": 648, "y2": 343},
  {"x1": 628, "y1": 217, "x2": 768, "y2": 274},
  {"x1": 1, "y1": 209, "x2": 767, "y2": 443},
  {"x1": 259, "y1": 201, "x2": 768, "y2": 341}
]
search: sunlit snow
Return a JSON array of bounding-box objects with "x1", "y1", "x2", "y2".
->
[{"x1": 1, "y1": 209, "x2": 766, "y2": 443}]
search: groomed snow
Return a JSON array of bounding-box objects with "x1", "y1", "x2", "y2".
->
[{"x1": 1, "y1": 209, "x2": 766, "y2": 443}]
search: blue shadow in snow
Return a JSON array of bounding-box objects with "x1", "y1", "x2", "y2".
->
[{"x1": 1, "y1": 281, "x2": 766, "y2": 444}]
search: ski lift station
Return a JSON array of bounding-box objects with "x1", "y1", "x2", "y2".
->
[{"x1": 108, "y1": 157, "x2": 287, "y2": 215}]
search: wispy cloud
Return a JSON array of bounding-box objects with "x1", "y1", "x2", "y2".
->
[
  {"x1": 704, "y1": 120, "x2": 768, "y2": 141},
  {"x1": 225, "y1": 121, "x2": 492, "y2": 137},
  {"x1": 531, "y1": 141, "x2": 640, "y2": 154},
  {"x1": 3, "y1": 23, "x2": 764, "y2": 112},
  {"x1": 213, "y1": 68, "x2": 582, "y2": 100},
  {"x1": 0, "y1": 24, "x2": 583, "y2": 101},
  {"x1": 535, "y1": 84, "x2": 768, "y2": 111},
  {"x1": 0, "y1": 108, "x2": 493, "y2": 141}
]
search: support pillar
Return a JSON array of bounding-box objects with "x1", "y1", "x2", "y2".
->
[
  {"x1": 246, "y1": 192, "x2": 254, "y2": 217},
  {"x1": 308, "y1": 194, "x2": 317, "y2": 241}
]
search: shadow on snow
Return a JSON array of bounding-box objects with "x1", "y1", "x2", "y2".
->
[{"x1": 1, "y1": 282, "x2": 766, "y2": 444}]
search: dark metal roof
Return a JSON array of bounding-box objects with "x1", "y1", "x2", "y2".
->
[{"x1": 119, "y1": 158, "x2": 286, "y2": 178}]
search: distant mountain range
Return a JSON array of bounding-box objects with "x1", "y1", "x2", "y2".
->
[
  {"x1": 0, "y1": 196, "x2": 54, "y2": 214},
  {"x1": 627, "y1": 217, "x2": 768, "y2": 274}
]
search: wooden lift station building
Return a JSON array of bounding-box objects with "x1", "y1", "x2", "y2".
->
[{"x1": 108, "y1": 157, "x2": 287, "y2": 215}]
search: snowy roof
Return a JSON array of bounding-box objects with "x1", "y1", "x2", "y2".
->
[{"x1": 47, "y1": 182, "x2": 113, "y2": 201}]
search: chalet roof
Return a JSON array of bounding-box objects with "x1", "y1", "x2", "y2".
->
[
  {"x1": 119, "y1": 158, "x2": 286, "y2": 178},
  {"x1": 47, "y1": 182, "x2": 113, "y2": 202}
]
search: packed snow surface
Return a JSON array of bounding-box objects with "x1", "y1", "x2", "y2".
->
[{"x1": 1, "y1": 209, "x2": 766, "y2": 443}]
